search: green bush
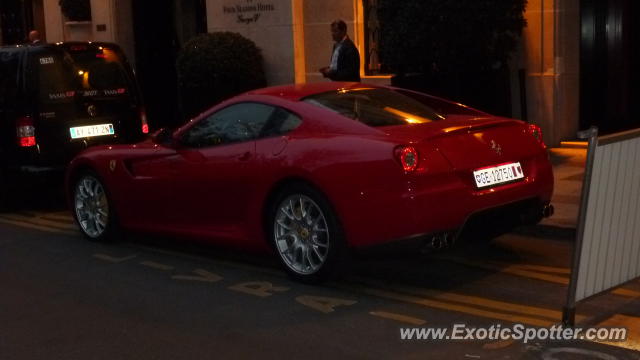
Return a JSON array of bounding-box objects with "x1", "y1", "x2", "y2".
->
[
  {"x1": 177, "y1": 32, "x2": 266, "y2": 119},
  {"x1": 59, "y1": 0, "x2": 91, "y2": 21}
]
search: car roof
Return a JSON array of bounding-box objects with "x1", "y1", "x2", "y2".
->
[
  {"x1": 246, "y1": 82, "x2": 385, "y2": 101},
  {"x1": 0, "y1": 42, "x2": 121, "y2": 53}
]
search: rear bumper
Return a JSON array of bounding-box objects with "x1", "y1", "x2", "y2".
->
[{"x1": 343, "y1": 152, "x2": 554, "y2": 248}]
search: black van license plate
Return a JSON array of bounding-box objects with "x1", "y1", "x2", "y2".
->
[{"x1": 70, "y1": 124, "x2": 115, "y2": 139}]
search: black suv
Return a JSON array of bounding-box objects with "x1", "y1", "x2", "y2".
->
[{"x1": 0, "y1": 42, "x2": 148, "y2": 204}]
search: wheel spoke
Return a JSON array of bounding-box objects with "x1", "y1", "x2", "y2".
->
[
  {"x1": 311, "y1": 236, "x2": 328, "y2": 248},
  {"x1": 312, "y1": 245, "x2": 324, "y2": 262},
  {"x1": 280, "y1": 206, "x2": 295, "y2": 220},
  {"x1": 305, "y1": 247, "x2": 316, "y2": 269},
  {"x1": 299, "y1": 197, "x2": 307, "y2": 218},
  {"x1": 276, "y1": 219, "x2": 291, "y2": 230}
]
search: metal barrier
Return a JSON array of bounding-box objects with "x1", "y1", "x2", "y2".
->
[{"x1": 563, "y1": 126, "x2": 640, "y2": 326}]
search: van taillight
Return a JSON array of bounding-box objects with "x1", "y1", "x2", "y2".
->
[
  {"x1": 16, "y1": 116, "x2": 36, "y2": 147},
  {"x1": 140, "y1": 108, "x2": 149, "y2": 134}
]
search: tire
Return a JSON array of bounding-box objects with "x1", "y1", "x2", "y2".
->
[
  {"x1": 268, "y1": 183, "x2": 348, "y2": 283},
  {"x1": 72, "y1": 171, "x2": 119, "y2": 242}
]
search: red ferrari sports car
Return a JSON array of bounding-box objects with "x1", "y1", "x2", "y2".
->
[{"x1": 66, "y1": 82, "x2": 554, "y2": 282}]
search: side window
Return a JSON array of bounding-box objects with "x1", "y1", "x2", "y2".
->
[
  {"x1": 261, "y1": 107, "x2": 302, "y2": 138},
  {"x1": 28, "y1": 49, "x2": 77, "y2": 104},
  {"x1": 182, "y1": 102, "x2": 275, "y2": 148},
  {"x1": 0, "y1": 51, "x2": 20, "y2": 109}
]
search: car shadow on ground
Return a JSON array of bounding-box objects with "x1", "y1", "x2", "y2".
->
[{"x1": 0, "y1": 178, "x2": 67, "y2": 214}]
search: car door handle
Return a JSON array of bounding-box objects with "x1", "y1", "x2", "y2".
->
[{"x1": 238, "y1": 152, "x2": 252, "y2": 161}]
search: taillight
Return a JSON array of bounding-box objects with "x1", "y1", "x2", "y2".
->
[
  {"x1": 140, "y1": 107, "x2": 149, "y2": 134},
  {"x1": 527, "y1": 124, "x2": 546, "y2": 148},
  {"x1": 16, "y1": 116, "x2": 36, "y2": 147},
  {"x1": 394, "y1": 145, "x2": 419, "y2": 172}
]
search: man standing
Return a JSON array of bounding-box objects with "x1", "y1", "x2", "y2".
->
[
  {"x1": 28, "y1": 30, "x2": 42, "y2": 45},
  {"x1": 320, "y1": 20, "x2": 360, "y2": 82}
]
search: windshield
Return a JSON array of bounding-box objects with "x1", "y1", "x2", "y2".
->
[
  {"x1": 33, "y1": 49, "x2": 77, "y2": 104},
  {"x1": 303, "y1": 88, "x2": 445, "y2": 127},
  {"x1": 65, "y1": 45, "x2": 132, "y2": 97}
]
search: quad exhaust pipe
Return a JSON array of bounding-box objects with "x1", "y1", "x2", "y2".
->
[
  {"x1": 542, "y1": 204, "x2": 554, "y2": 218},
  {"x1": 422, "y1": 231, "x2": 456, "y2": 252}
]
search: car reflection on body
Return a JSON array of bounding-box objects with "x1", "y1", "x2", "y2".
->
[{"x1": 66, "y1": 82, "x2": 554, "y2": 283}]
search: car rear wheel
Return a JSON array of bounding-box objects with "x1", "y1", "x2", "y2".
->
[
  {"x1": 270, "y1": 184, "x2": 347, "y2": 283},
  {"x1": 73, "y1": 172, "x2": 117, "y2": 241}
]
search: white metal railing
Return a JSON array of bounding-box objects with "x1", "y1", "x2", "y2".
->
[{"x1": 563, "y1": 126, "x2": 640, "y2": 325}]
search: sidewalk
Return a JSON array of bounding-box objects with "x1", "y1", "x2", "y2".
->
[{"x1": 540, "y1": 147, "x2": 587, "y2": 229}]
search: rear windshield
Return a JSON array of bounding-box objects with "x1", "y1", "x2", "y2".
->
[
  {"x1": 65, "y1": 45, "x2": 132, "y2": 98},
  {"x1": 32, "y1": 49, "x2": 78, "y2": 104},
  {"x1": 303, "y1": 88, "x2": 445, "y2": 127}
]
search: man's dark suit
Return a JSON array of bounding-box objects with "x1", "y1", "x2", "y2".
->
[{"x1": 327, "y1": 37, "x2": 361, "y2": 82}]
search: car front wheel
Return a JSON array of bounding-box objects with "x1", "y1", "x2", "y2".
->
[{"x1": 73, "y1": 172, "x2": 117, "y2": 241}]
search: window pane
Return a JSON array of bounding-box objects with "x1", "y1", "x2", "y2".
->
[
  {"x1": 31, "y1": 50, "x2": 77, "y2": 104},
  {"x1": 66, "y1": 46, "x2": 132, "y2": 97},
  {"x1": 304, "y1": 88, "x2": 444, "y2": 127},
  {"x1": 183, "y1": 102, "x2": 275, "y2": 147},
  {"x1": 261, "y1": 108, "x2": 302, "y2": 137}
]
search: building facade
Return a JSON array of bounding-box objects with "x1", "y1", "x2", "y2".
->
[{"x1": 3, "y1": 0, "x2": 636, "y2": 146}]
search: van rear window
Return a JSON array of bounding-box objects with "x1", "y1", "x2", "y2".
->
[
  {"x1": 34, "y1": 51, "x2": 77, "y2": 103},
  {"x1": 67, "y1": 47, "x2": 132, "y2": 97}
]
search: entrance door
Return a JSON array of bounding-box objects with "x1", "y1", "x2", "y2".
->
[
  {"x1": 581, "y1": 0, "x2": 639, "y2": 133},
  {"x1": 131, "y1": 0, "x2": 207, "y2": 130}
]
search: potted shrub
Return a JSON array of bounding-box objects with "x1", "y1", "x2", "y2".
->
[{"x1": 177, "y1": 32, "x2": 266, "y2": 119}]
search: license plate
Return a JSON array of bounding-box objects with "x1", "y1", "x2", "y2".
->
[
  {"x1": 473, "y1": 162, "x2": 524, "y2": 188},
  {"x1": 70, "y1": 124, "x2": 115, "y2": 139}
]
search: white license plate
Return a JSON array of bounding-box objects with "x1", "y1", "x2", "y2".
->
[
  {"x1": 473, "y1": 162, "x2": 524, "y2": 188},
  {"x1": 70, "y1": 124, "x2": 115, "y2": 139}
]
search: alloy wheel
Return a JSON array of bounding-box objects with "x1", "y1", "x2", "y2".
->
[
  {"x1": 74, "y1": 175, "x2": 110, "y2": 238},
  {"x1": 274, "y1": 194, "x2": 330, "y2": 275}
]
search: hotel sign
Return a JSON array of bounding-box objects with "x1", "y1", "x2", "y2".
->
[{"x1": 222, "y1": 0, "x2": 276, "y2": 24}]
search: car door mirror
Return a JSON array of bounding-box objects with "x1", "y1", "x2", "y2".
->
[{"x1": 151, "y1": 127, "x2": 181, "y2": 147}]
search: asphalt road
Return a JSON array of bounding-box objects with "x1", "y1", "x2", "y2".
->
[{"x1": 1, "y1": 193, "x2": 639, "y2": 359}]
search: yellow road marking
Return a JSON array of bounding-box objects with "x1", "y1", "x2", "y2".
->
[
  {"x1": 295, "y1": 295, "x2": 357, "y2": 314},
  {"x1": 93, "y1": 253, "x2": 137, "y2": 263},
  {"x1": 0, "y1": 213, "x2": 76, "y2": 230},
  {"x1": 435, "y1": 255, "x2": 639, "y2": 298},
  {"x1": 482, "y1": 339, "x2": 515, "y2": 350},
  {"x1": 506, "y1": 263, "x2": 571, "y2": 275},
  {"x1": 611, "y1": 288, "x2": 640, "y2": 298},
  {"x1": 435, "y1": 255, "x2": 570, "y2": 284},
  {"x1": 340, "y1": 284, "x2": 555, "y2": 327},
  {"x1": 370, "y1": 311, "x2": 426, "y2": 325},
  {"x1": 0, "y1": 217, "x2": 74, "y2": 235},
  {"x1": 228, "y1": 281, "x2": 289, "y2": 297},
  {"x1": 171, "y1": 269, "x2": 223, "y2": 283},
  {"x1": 349, "y1": 276, "x2": 585, "y2": 323},
  {"x1": 127, "y1": 243, "x2": 284, "y2": 277},
  {"x1": 40, "y1": 215, "x2": 74, "y2": 224},
  {"x1": 139, "y1": 261, "x2": 174, "y2": 271},
  {"x1": 594, "y1": 314, "x2": 640, "y2": 351}
]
